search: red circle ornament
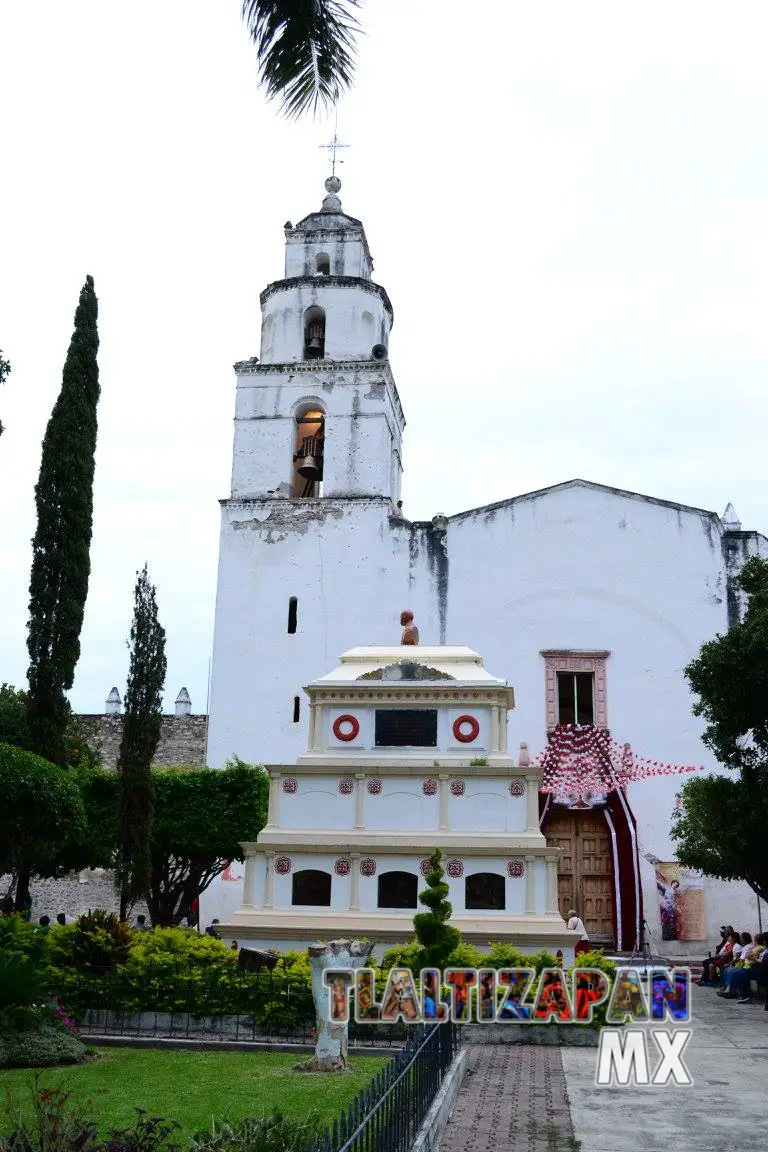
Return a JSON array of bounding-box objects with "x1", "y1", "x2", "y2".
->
[
  {"x1": 450, "y1": 780, "x2": 465, "y2": 797},
  {"x1": 507, "y1": 859, "x2": 525, "y2": 879},
  {"x1": 281, "y1": 778, "x2": 298, "y2": 794},
  {"x1": 509, "y1": 780, "x2": 526, "y2": 797},
  {"x1": 359, "y1": 858, "x2": 376, "y2": 877},
  {"x1": 333, "y1": 714, "x2": 360, "y2": 742},
  {"x1": 420, "y1": 858, "x2": 432, "y2": 876},
  {"x1": 367, "y1": 778, "x2": 382, "y2": 795},
  {"x1": 453, "y1": 715, "x2": 480, "y2": 743},
  {"x1": 334, "y1": 858, "x2": 351, "y2": 876},
  {"x1": 422, "y1": 778, "x2": 438, "y2": 796},
  {"x1": 446, "y1": 859, "x2": 464, "y2": 878},
  {"x1": 338, "y1": 777, "x2": 354, "y2": 795},
  {"x1": 274, "y1": 855, "x2": 292, "y2": 875}
]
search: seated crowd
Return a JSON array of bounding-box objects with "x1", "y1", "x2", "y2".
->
[{"x1": 697, "y1": 925, "x2": 768, "y2": 1006}]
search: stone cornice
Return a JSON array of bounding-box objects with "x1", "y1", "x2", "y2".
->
[
  {"x1": 305, "y1": 686, "x2": 514, "y2": 706},
  {"x1": 241, "y1": 833, "x2": 558, "y2": 856},
  {"x1": 233, "y1": 359, "x2": 394, "y2": 377},
  {"x1": 260, "y1": 275, "x2": 393, "y2": 322},
  {"x1": 280, "y1": 761, "x2": 536, "y2": 775},
  {"x1": 222, "y1": 911, "x2": 574, "y2": 947}
]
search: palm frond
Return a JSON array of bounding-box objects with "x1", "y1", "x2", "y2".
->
[{"x1": 242, "y1": 0, "x2": 362, "y2": 119}]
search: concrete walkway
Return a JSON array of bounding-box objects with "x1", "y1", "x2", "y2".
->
[
  {"x1": 562, "y1": 986, "x2": 768, "y2": 1152},
  {"x1": 440, "y1": 987, "x2": 767, "y2": 1151}
]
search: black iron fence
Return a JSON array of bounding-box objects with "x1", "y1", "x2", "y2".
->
[
  {"x1": 312, "y1": 1022, "x2": 458, "y2": 1152},
  {"x1": 67, "y1": 971, "x2": 408, "y2": 1048}
]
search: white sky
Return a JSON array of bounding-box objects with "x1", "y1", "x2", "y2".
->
[{"x1": 1, "y1": 1, "x2": 767, "y2": 715}]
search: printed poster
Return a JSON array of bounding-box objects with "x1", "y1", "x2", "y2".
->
[{"x1": 655, "y1": 861, "x2": 705, "y2": 941}]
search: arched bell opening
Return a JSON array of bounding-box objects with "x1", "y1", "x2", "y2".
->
[
  {"x1": 303, "y1": 305, "x2": 326, "y2": 360},
  {"x1": 315, "y1": 252, "x2": 330, "y2": 276},
  {"x1": 292, "y1": 407, "x2": 325, "y2": 498}
]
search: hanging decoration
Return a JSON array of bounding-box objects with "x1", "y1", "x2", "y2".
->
[{"x1": 537, "y1": 724, "x2": 702, "y2": 799}]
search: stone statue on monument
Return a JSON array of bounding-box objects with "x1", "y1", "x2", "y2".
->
[{"x1": 400, "y1": 610, "x2": 419, "y2": 646}]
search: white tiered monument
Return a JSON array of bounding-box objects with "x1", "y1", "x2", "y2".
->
[{"x1": 225, "y1": 618, "x2": 576, "y2": 960}]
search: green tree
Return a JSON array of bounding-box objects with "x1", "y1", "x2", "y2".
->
[
  {"x1": 242, "y1": 0, "x2": 362, "y2": 118},
  {"x1": 147, "y1": 759, "x2": 269, "y2": 926},
  {"x1": 116, "y1": 565, "x2": 167, "y2": 918},
  {"x1": 413, "y1": 849, "x2": 460, "y2": 970},
  {"x1": 672, "y1": 555, "x2": 768, "y2": 901},
  {"x1": 0, "y1": 346, "x2": 10, "y2": 437},
  {"x1": 26, "y1": 276, "x2": 100, "y2": 768},
  {"x1": 672, "y1": 774, "x2": 768, "y2": 902},
  {"x1": 0, "y1": 743, "x2": 87, "y2": 891},
  {"x1": 0, "y1": 684, "x2": 32, "y2": 751}
]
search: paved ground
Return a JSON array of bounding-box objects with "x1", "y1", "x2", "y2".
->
[
  {"x1": 441, "y1": 1045, "x2": 577, "y2": 1152},
  {"x1": 562, "y1": 985, "x2": 768, "y2": 1152},
  {"x1": 441, "y1": 986, "x2": 768, "y2": 1151}
]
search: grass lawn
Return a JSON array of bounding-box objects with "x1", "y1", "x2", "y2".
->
[{"x1": 0, "y1": 1047, "x2": 390, "y2": 1141}]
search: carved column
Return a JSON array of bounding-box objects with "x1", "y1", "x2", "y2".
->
[
  {"x1": 264, "y1": 852, "x2": 275, "y2": 910},
  {"x1": 354, "y1": 774, "x2": 365, "y2": 830},
  {"x1": 524, "y1": 854, "x2": 536, "y2": 914},
  {"x1": 499, "y1": 705, "x2": 509, "y2": 753},
  {"x1": 242, "y1": 853, "x2": 257, "y2": 908},
  {"x1": 526, "y1": 774, "x2": 539, "y2": 831},
  {"x1": 349, "y1": 853, "x2": 361, "y2": 911},
  {"x1": 490, "y1": 706, "x2": 500, "y2": 753},
  {"x1": 546, "y1": 857, "x2": 559, "y2": 914},
  {"x1": 309, "y1": 702, "x2": 319, "y2": 749},
  {"x1": 438, "y1": 774, "x2": 450, "y2": 831},
  {"x1": 266, "y1": 772, "x2": 280, "y2": 829}
]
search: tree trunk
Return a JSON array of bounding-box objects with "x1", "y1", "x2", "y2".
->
[
  {"x1": 295, "y1": 939, "x2": 374, "y2": 1073},
  {"x1": 13, "y1": 863, "x2": 31, "y2": 915}
]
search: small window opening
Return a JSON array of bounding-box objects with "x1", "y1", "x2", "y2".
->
[
  {"x1": 316, "y1": 253, "x2": 330, "y2": 276},
  {"x1": 287, "y1": 596, "x2": 298, "y2": 633},
  {"x1": 377, "y1": 871, "x2": 418, "y2": 909},
  {"x1": 556, "y1": 672, "x2": 595, "y2": 725},
  {"x1": 303, "y1": 305, "x2": 325, "y2": 359},
  {"x1": 293, "y1": 695, "x2": 301, "y2": 723},
  {"x1": 292, "y1": 410, "x2": 325, "y2": 498},
  {"x1": 465, "y1": 872, "x2": 506, "y2": 911},
  {"x1": 292, "y1": 869, "x2": 331, "y2": 906}
]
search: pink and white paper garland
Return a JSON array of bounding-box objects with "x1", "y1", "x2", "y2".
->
[{"x1": 537, "y1": 724, "x2": 702, "y2": 796}]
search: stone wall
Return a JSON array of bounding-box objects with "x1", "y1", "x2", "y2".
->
[{"x1": 79, "y1": 713, "x2": 208, "y2": 770}]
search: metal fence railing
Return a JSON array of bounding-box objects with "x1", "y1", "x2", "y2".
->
[{"x1": 311, "y1": 1022, "x2": 459, "y2": 1152}]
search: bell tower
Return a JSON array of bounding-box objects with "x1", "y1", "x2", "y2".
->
[
  {"x1": 229, "y1": 177, "x2": 404, "y2": 502},
  {"x1": 208, "y1": 180, "x2": 408, "y2": 772}
]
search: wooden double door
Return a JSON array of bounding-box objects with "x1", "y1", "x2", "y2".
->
[{"x1": 543, "y1": 808, "x2": 615, "y2": 944}]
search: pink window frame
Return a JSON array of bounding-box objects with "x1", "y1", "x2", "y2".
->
[{"x1": 541, "y1": 650, "x2": 610, "y2": 732}]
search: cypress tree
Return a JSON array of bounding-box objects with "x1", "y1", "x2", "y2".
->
[
  {"x1": 26, "y1": 277, "x2": 100, "y2": 766},
  {"x1": 413, "y1": 848, "x2": 461, "y2": 970},
  {"x1": 117, "y1": 565, "x2": 167, "y2": 918}
]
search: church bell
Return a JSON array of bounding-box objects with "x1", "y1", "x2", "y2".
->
[
  {"x1": 305, "y1": 319, "x2": 325, "y2": 359},
  {"x1": 295, "y1": 434, "x2": 324, "y2": 481}
]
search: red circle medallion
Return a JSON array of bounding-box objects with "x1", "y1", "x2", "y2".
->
[
  {"x1": 453, "y1": 715, "x2": 480, "y2": 743},
  {"x1": 333, "y1": 714, "x2": 360, "y2": 742}
]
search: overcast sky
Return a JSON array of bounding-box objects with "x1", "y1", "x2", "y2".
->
[{"x1": 1, "y1": 1, "x2": 767, "y2": 716}]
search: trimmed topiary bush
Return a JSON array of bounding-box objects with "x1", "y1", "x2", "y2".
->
[{"x1": 0, "y1": 1023, "x2": 87, "y2": 1068}]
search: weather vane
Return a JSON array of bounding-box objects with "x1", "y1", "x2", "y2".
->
[{"x1": 319, "y1": 112, "x2": 349, "y2": 178}]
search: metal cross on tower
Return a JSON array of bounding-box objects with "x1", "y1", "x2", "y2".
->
[{"x1": 319, "y1": 118, "x2": 349, "y2": 177}]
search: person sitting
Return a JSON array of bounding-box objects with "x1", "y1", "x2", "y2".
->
[
  {"x1": 706, "y1": 932, "x2": 738, "y2": 984},
  {"x1": 55, "y1": 912, "x2": 67, "y2": 926},
  {"x1": 567, "y1": 909, "x2": 591, "y2": 957},
  {"x1": 732, "y1": 930, "x2": 752, "y2": 960},
  {"x1": 722, "y1": 935, "x2": 768, "y2": 1003},
  {"x1": 134, "y1": 914, "x2": 150, "y2": 931},
  {"x1": 699, "y1": 926, "x2": 730, "y2": 985},
  {"x1": 38, "y1": 915, "x2": 51, "y2": 929}
]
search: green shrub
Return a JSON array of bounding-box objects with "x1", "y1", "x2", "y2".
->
[
  {"x1": 483, "y1": 942, "x2": 529, "y2": 969},
  {"x1": 189, "y1": 1110, "x2": 321, "y2": 1152},
  {"x1": 444, "y1": 942, "x2": 485, "y2": 968},
  {"x1": 0, "y1": 1023, "x2": 87, "y2": 1068},
  {"x1": 48, "y1": 910, "x2": 134, "y2": 973},
  {"x1": 0, "y1": 956, "x2": 50, "y2": 1030},
  {"x1": 0, "y1": 913, "x2": 50, "y2": 965},
  {"x1": 380, "y1": 939, "x2": 424, "y2": 971}
]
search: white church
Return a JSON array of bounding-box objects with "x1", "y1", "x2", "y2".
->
[{"x1": 204, "y1": 176, "x2": 768, "y2": 957}]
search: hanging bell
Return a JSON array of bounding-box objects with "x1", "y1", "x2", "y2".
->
[
  {"x1": 295, "y1": 433, "x2": 323, "y2": 481},
  {"x1": 305, "y1": 319, "x2": 325, "y2": 359},
  {"x1": 297, "y1": 453, "x2": 322, "y2": 481}
]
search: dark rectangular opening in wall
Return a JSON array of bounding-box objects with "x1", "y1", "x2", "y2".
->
[
  {"x1": 293, "y1": 696, "x2": 300, "y2": 723},
  {"x1": 375, "y1": 709, "x2": 437, "y2": 747},
  {"x1": 287, "y1": 597, "x2": 298, "y2": 634},
  {"x1": 556, "y1": 672, "x2": 595, "y2": 725}
]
